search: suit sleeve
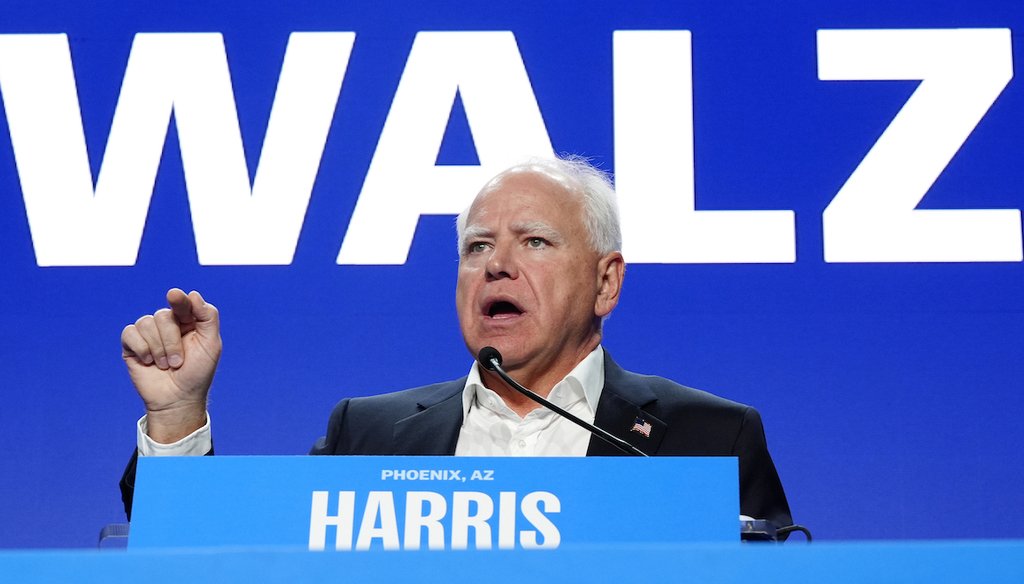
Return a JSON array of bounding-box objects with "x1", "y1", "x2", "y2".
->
[
  {"x1": 733, "y1": 407, "x2": 793, "y2": 529},
  {"x1": 309, "y1": 398, "x2": 352, "y2": 455},
  {"x1": 119, "y1": 450, "x2": 140, "y2": 520}
]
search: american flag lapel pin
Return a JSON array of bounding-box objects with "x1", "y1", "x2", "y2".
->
[{"x1": 630, "y1": 416, "x2": 652, "y2": 438}]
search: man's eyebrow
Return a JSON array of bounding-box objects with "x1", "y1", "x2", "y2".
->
[
  {"x1": 512, "y1": 221, "x2": 564, "y2": 243},
  {"x1": 462, "y1": 225, "x2": 492, "y2": 243}
]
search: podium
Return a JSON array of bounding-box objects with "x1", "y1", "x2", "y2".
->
[{"x1": 2, "y1": 455, "x2": 1023, "y2": 582}]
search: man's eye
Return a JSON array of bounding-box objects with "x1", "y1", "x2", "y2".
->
[
  {"x1": 527, "y1": 238, "x2": 547, "y2": 249},
  {"x1": 468, "y1": 242, "x2": 489, "y2": 254}
]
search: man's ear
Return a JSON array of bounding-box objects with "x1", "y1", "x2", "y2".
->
[{"x1": 594, "y1": 251, "x2": 625, "y2": 318}]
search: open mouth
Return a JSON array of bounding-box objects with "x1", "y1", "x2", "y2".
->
[{"x1": 484, "y1": 300, "x2": 524, "y2": 319}]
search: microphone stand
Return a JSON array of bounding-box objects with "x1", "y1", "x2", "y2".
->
[{"x1": 478, "y1": 347, "x2": 647, "y2": 457}]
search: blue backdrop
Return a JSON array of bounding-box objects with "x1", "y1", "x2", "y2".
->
[{"x1": 1, "y1": 0, "x2": 1022, "y2": 547}]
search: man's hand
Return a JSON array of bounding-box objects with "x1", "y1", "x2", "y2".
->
[{"x1": 121, "y1": 289, "x2": 221, "y2": 443}]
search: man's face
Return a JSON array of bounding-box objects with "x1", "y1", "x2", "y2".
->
[{"x1": 456, "y1": 169, "x2": 621, "y2": 380}]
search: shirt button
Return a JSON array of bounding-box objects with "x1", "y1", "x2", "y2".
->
[{"x1": 517, "y1": 439, "x2": 526, "y2": 448}]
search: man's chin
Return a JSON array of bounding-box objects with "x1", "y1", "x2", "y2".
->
[{"x1": 466, "y1": 338, "x2": 529, "y2": 367}]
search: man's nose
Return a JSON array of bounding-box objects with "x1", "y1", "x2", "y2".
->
[{"x1": 485, "y1": 245, "x2": 518, "y2": 280}]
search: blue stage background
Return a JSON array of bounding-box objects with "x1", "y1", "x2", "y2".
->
[{"x1": 1, "y1": 0, "x2": 1022, "y2": 547}]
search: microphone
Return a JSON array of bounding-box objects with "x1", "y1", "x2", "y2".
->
[{"x1": 476, "y1": 347, "x2": 647, "y2": 457}]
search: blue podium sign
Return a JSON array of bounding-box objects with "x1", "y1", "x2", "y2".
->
[{"x1": 130, "y1": 456, "x2": 737, "y2": 550}]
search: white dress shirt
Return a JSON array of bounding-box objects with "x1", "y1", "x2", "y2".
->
[
  {"x1": 137, "y1": 348, "x2": 605, "y2": 457},
  {"x1": 136, "y1": 412, "x2": 212, "y2": 457},
  {"x1": 455, "y1": 347, "x2": 604, "y2": 456}
]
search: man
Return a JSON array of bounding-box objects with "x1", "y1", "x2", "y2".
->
[{"x1": 120, "y1": 156, "x2": 792, "y2": 527}]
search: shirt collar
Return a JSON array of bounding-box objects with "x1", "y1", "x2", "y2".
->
[{"x1": 461, "y1": 346, "x2": 605, "y2": 419}]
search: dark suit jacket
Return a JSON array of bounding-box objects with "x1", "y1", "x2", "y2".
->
[{"x1": 122, "y1": 352, "x2": 791, "y2": 527}]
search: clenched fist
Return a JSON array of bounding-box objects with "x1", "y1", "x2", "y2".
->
[{"x1": 121, "y1": 289, "x2": 221, "y2": 443}]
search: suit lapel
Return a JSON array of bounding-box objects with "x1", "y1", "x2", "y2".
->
[
  {"x1": 392, "y1": 380, "x2": 464, "y2": 455},
  {"x1": 586, "y1": 353, "x2": 667, "y2": 456}
]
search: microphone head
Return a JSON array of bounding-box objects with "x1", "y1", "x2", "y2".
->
[{"x1": 477, "y1": 346, "x2": 502, "y2": 371}]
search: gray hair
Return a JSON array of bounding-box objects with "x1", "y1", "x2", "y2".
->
[{"x1": 456, "y1": 155, "x2": 621, "y2": 255}]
